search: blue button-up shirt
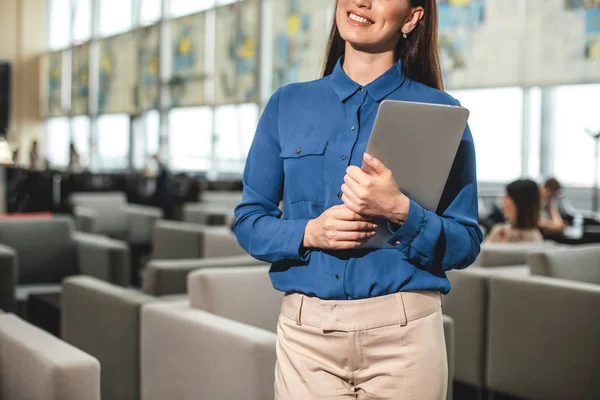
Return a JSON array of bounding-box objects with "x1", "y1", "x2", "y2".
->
[{"x1": 234, "y1": 57, "x2": 483, "y2": 300}]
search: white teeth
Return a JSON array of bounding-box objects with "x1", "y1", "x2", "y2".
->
[{"x1": 349, "y1": 13, "x2": 373, "y2": 25}]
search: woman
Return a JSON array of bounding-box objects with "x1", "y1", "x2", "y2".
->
[
  {"x1": 485, "y1": 179, "x2": 543, "y2": 243},
  {"x1": 234, "y1": 0, "x2": 482, "y2": 398}
]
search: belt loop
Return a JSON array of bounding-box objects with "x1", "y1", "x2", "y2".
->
[
  {"x1": 439, "y1": 291, "x2": 444, "y2": 307},
  {"x1": 396, "y1": 293, "x2": 408, "y2": 327},
  {"x1": 296, "y1": 295, "x2": 304, "y2": 326}
]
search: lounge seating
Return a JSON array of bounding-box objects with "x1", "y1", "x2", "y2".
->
[
  {"x1": 0, "y1": 216, "x2": 129, "y2": 313},
  {"x1": 141, "y1": 267, "x2": 456, "y2": 400},
  {"x1": 71, "y1": 192, "x2": 162, "y2": 244},
  {"x1": 486, "y1": 274, "x2": 600, "y2": 399},
  {"x1": 0, "y1": 312, "x2": 100, "y2": 400},
  {"x1": 473, "y1": 242, "x2": 558, "y2": 267},
  {"x1": 443, "y1": 266, "x2": 529, "y2": 394},
  {"x1": 527, "y1": 244, "x2": 600, "y2": 284}
]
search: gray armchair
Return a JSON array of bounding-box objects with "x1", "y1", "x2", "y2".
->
[
  {"x1": 0, "y1": 312, "x2": 100, "y2": 400},
  {"x1": 473, "y1": 242, "x2": 559, "y2": 267},
  {"x1": 0, "y1": 216, "x2": 129, "y2": 312},
  {"x1": 527, "y1": 244, "x2": 600, "y2": 284},
  {"x1": 141, "y1": 267, "x2": 456, "y2": 400},
  {"x1": 71, "y1": 192, "x2": 162, "y2": 243},
  {"x1": 182, "y1": 203, "x2": 236, "y2": 226}
]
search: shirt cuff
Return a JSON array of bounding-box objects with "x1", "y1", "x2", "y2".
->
[
  {"x1": 386, "y1": 199, "x2": 425, "y2": 249},
  {"x1": 285, "y1": 218, "x2": 312, "y2": 262}
]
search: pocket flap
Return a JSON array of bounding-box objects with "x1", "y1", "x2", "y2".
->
[{"x1": 279, "y1": 140, "x2": 328, "y2": 158}]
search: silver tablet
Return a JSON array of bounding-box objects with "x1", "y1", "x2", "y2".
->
[{"x1": 361, "y1": 99, "x2": 469, "y2": 248}]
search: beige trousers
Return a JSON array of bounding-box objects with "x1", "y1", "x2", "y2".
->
[{"x1": 274, "y1": 291, "x2": 447, "y2": 400}]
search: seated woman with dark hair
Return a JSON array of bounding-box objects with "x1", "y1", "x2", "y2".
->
[{"x1": 485, "y1": 179, "x2": 544, "y2": 243}]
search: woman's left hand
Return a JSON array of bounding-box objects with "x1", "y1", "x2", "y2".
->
[{"x1": 341, "y1": 153, "x2": 411, "y2": 225}]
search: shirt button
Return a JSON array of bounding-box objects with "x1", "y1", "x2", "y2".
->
[
  {"x1": 335, "y1": 274, "x2": 340, "y2": 279},
  {"x1": 350, "y1": 125, "x2": 355, "y2": 131},
  {"x1": 395, "y1": 240, "x2": 401, "y2": 245},
  {"x1": 337, "y1": 192, "x2": 342, "y2": 199},
  {"x1": 359, "y1": 87, "x2": 364, "y2": 92},
  {"x1": 295, "y1": 148, "x2": 301, "y2": 154},
  {"x1": 342, "y1": 155, "x2": 347, "y2": 160}
]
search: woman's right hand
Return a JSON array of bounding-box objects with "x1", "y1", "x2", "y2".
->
[{"x1": 302, "y1": 205, "x2": 378, "y2": 250}]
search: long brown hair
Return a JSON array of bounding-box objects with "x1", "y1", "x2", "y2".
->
[
  {"x1": 322, "y1": 0, "x2": 443, "y2": 91},
  {"x1": 506, "y1": 179, "x2": 541, "y2": 229}
]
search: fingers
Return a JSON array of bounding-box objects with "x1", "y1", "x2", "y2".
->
[
  {"x1": 332, "y1": 230, "x2": 376, "y2": 242},
  {"x1": 329, "y1": 204, "x2": 370, "y2": 221},
  {"x1": 363, "y1": 153, "x2": 387, "y2": 176},
  {"x1": 346, "y1": 165, "x2": 368, "y2": 185},
  {"x1": 335, "y1": 219, "x2": 378, "y2": 231}
]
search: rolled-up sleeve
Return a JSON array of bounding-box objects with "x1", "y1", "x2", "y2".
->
[
  {"x1": 233, "y1": 89, "x2": 311, "y2": 263},
  {"x1": 386, "y1": 123, "x2": 483, "y2": 271}
]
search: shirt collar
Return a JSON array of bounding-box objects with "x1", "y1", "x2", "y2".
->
[{"x1": 331, "y1": 56, "x2": 406, "y2": 103}]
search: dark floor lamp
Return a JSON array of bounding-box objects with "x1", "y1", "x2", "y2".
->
[{"x1": 587, "y1": 129, "x2": 600, "y2": 213}]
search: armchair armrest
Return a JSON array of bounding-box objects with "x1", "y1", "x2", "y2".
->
[
  {"x1": 73, "y1": 206, "x2": 98, "y2": 233},
  {"x1": 126, "y1": 205, "x2": 163, "y2": 244},
  {"x1": 0, "y1": 243, "x2": 17, "y2": 312},
  {"x1": 141, "y1": 301, "x2": 276, "y2": 400},
  {"x1": 73, "y1": 232, "x2": 130, "y2": 286},
  {"x1": 142, "y1": 254, "x2": 264, "y2": 296}
]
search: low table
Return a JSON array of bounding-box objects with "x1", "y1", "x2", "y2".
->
[{"x1": 28, "y1": 292, "x2": 61, "y2": 337}]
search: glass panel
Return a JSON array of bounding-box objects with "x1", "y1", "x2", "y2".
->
[
  {"x1": 72, "y1": 0, "x2": 92, "y2": 44},
  {"x1": 271, "y1": 0, "x2": 329, "y2": 90},
  {"x1": 214, "y1": 0, "x2": 259, "y2": 103},
  {"x1": 527, "y1": 87, "x2": 542, "y2": 179},
  {"x1": 170, "y1": 0, "x2": 214, "y2": 18},
  {"x1": 448, "y1": 87, "x2": 524, "y2": 183},
  {"x1": 45, "y1": 117, "x2": 70, "y2": 168},
  {"x1": 169, "y1": 107, "x2": 212, "y2": 172},
  {"x1": 214, "y1": 103, "x2": 258, "y2": 175},
  {"x1": 139, "y1": 0, "x2": 162, "y2": 26},
  {"x1": 99, "y1": 0, "x2": 133, "y2": 37},
  {"x1": 71, "y1": 43, "x2": 90, "y2": 115},
  {"x1": 170, "y1": 13, "x2": 207, "y2": 106},
  {"x1": 45, "y1": 51, "x2": 65, "y2": 116},
  {"x1": 98, "y1": 32, "x2": 137, "y2": 114},
  {"x1": 132, "y1": 110, "x2": 160, "y2": 170},
  {"x1": 48, "y1": 0, "x2": 71, "y2": 50},
  {"x1": 71, "y1": 115, "x2": 91, "y2": 170},
  {"x1": 139, "y1": 25, "x2": 161, "y2": 111},
  {"x1": 551, "y1": 84, "x2": 600, "y2": 187},
  {"x1": 96, "y1": 114, "x2": 131, "y2": 170}
]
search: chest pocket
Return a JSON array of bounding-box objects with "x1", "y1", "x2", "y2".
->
[{"x1": 280, "y1": 140, "x2": 328, "y2": 204}]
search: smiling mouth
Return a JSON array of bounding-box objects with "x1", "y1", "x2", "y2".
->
[{"x1": 348, "y1": 12, "x2": 374, "y2": 25}]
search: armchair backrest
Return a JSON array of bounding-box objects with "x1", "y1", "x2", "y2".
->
[
  {"x1": 0, "y1": 216, "x2": 78, "y2": 283},
  {"x1": 188, "y1": 266, "x2": 282, "y2": 332},
  {"x1": 527, "y1": 245, "x2": 600, "y2": 285},
  {"x1": 71, "y1": 192, "x2": 128, "y2": 234},
  {"x1": 474, "y1": 242, "x2": 558, "y2": 267}
]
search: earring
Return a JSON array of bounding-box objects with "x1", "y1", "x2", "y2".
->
[{"x1": 402, "y1": 32, "x2": 408, "y2": 39}]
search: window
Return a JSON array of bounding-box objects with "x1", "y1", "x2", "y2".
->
[
  {"x1": 72, "y1": 0, "x2": 92, "y2": 44},
  {"x1": 214, "y1": 103, "x2": 258, "y2": 175},
  {"x1": 170, "y1": 0, "x2": 214, "y2": 17},
  {"x1": 96, "y1": 114, "x2": 130, "y2": 170},
  {"x1": 526, "y1": 87, "x2": 542, "y2": 180},
  {"x1": 550, "y1": 84, "x2": 600, "y2": 187},
  {"x1": 169, "y1": 107, "x2": 212, "y2": 172},
  {"x1": 139, "y1": 0, "x2": 162, "y2": 26},
  {"x1": 448, "y1": 87, "x2": 524, "y2": 183},
  {"x1": 48, "y1": 0, "x2": 71, "y2": 50},
  {"x1": 132, "y1": 110, "x2": 160, "y2": 170},
  {"x1": 99, "y1": 0, "x2": 133, "y2": 37},
  {"x1": 72, "y1": 115, "x2": 91, "y2": 168},
  {"x1": 45, "y1": 117, "x2": 71, "y2": 168}
]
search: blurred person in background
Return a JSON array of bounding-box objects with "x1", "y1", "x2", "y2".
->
[
  {"x1": 29, "y1": 140, "x2": 44, "y2": 170},
  {"x1": 485, "y1": 179, "x2": 543, "y2": 243},
  {"x1": 538, "y1": 177, "x2": 566, "y2": 235}
]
